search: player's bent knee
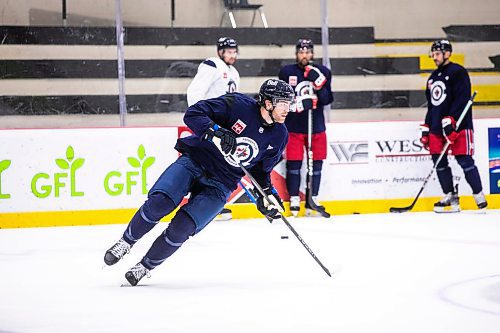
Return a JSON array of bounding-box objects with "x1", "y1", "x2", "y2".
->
[
  {"x1": 164, "y1": 209, "x2": 196, "y2": 245},
  {"x1": 142, "y1": 192, "x2": 176, "y2": 223}
]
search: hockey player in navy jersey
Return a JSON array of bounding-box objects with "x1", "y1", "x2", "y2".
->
[
  {"x1": 104, "y1": 79, "x2": 294, "y2": 286},
  {"x1": 187, "y1": 37, "x2": 241, "y2": 220},
  {"x1": 278, "y1": 39, "x2": 333, "y2": 217},
  {"x1": 420, "y1": 40, "x2": 487, "y2": 213}
]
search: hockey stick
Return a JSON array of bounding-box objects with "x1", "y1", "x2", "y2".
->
[
  {"x1": 210, "y1": 136, "x2": 331, "y2": 277},
  {"x1": 389, "y1": 91, "x2": 477, "y2": 213},
  {"x1": 231, "y1": 155, "x2": 332, "y2": 277},
  {"x1": 305, "y1": 107, "x2": 331, "y2": 217}
]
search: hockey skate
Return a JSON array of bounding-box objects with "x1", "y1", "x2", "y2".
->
[
  {"x1": 289, "y1": 196, "x2": 300, "y2": 217},
  {"x1": 125, "y1": 262, "x2": 150, "y2": 286},
  {"x1": 305, "y1": 196, "x2": 331, "y2": 218},
  {"x1": 433, "y1": 192, "x2": 460, "y2": 213},
  {"x1": 215, "y1": 207, "x2": 232, "y2": 221},
  {"x1": 104, "y1": 238, "x2": 131, "y2": 266},
  {"x1": 473, "y1": 192, "x2": 488, "y2": 210}
]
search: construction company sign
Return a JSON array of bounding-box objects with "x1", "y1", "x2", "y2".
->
[
  {"x1": 0, "y1": 127, "x2": 178, "y2": 213},
  {"x1": 323, "y1": 119, "x2": 496, "y2": 200}
]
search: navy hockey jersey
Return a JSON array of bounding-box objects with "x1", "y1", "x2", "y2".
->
[
  {"x1": 278, "y1": 63, "x2": 333, "y2": 134},
  {"x1": 176, "y1": 93, "x2": 288, "y2": 191},
  {"x1": 425, "y1": 62, "x2": 473, "y2": 134}
]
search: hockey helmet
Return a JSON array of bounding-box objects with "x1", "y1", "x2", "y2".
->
[
  {"x1": 431, "y1": 39, "x2": 452, "y2": 53},
  {"x1": 217, "y1": 37, "x2": 238, "y2": 51},
  {"x1": 296, "y1": 39, "x2": 314, "y2": 52},
  {"x1": 258, "y1": 79, "x2": 295, "y2": 107}
]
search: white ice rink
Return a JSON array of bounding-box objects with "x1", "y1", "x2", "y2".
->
[{"x1": 1, "y1": 211, "x2": 500, "y2": 333}]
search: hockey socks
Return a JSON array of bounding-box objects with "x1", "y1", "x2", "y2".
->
[
  {"x1": 456, "y1": 155, "x2": 483, "y2": 194},
  {"x1": 141, "y1": 210, "x2": 196, "y2": 270},
  {"x1": 286, "y1": 160, "x2": 302, "y2": 196}
]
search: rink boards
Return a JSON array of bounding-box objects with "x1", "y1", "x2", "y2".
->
[{"x1": 1, "y1": 119, "x2": 499, "y2": 227}]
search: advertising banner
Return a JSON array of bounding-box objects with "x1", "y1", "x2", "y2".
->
[{"x1": 0, "y1": 127, "x2": 178, "y2": 213}]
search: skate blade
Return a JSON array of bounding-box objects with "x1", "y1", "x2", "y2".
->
[{"x1": 434, "y1": 206, "x2": 461, "y2": 213}]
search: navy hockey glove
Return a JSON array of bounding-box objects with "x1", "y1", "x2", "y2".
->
[
  {"x1": 419, "y1": 124, "x2": 430, "y2": 150},
  {"x1": 304, "y1": 65, "x2": 327, "y2": 90},
  {"x1": 441, "y1": 116, "x2": 459, "y2": 144},
  {"x1": 256, "y1": 186, "x2": 284, "y2": 219},
  {"x1": 203, "y1": 124, "x2": 237, "y2": 155}
]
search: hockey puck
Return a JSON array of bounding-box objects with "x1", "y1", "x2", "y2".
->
[{"x1": 281, "y1": 236, "x2": 289, "y2": 239}]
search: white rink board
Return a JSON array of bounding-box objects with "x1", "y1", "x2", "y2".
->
[
  {"x1": 321, "y1": 118, "x2": 496, "y2": 200},
  {"x1": 0, "y1": 119, "x2": 498, "y2": 213},
  {"x1": 0, "y1": 127, "x2": 179, "y2": 213}
]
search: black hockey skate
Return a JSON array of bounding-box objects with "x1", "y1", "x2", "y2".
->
[
  {"x1": 104, "y1": 238, "x2": 131, "y2": 266},
  {"x1": 433, "y1": 192, "x2": 460, "y2": 213},
  {"x1": 125, "y1": 262, "x2": 150, "y2": 286}
]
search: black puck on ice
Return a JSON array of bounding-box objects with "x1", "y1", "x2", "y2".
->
[{"x1": 281, "y1": 236, "x2": 289, "y2": 239}]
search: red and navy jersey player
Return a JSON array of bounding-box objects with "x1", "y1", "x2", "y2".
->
[
  {"x1": 420, "y1": 39, "x2": 487, "y2": 213},
  {"x1": 278, "y1": 38, "x2": 334, "y2": 216},
  {"x1": 103, "y1": 79, "x2": 295, "y2": 286}
]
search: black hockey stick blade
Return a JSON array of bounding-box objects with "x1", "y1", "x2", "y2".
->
[
  {"x1": 389, "y1": 204, "x2": 414, "y2": 213},
  {"x1": 305, "y1": 188, "x2": 331, "y2": 218}
]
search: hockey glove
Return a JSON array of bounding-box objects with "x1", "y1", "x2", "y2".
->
[
  {"x1": 304, "y1": 65, "x2": 327, "y2": 90},
  {"x1": 256, "y1": 186, "x2": 285, "y2": 220},
  {"x1": 295, "y1": 94, "x2": 318, "y2": 113},
  {"x1": 419, "y1": 124, "x2": 430, "y2": 151},
  {"x1": 203, "y1": 124, "x2": 237, "y2": 155},
  {"x1": 441, "y1": 116, "x2": 459, "y2": 144}
]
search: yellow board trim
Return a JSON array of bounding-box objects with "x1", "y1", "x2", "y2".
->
[{"x1": 1, "y1": 195, "x2": 498, "y2": 229}]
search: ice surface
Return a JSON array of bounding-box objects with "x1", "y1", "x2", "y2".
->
[{"x1": 1, "y1": 211, "x2": 500, "y2": 332}]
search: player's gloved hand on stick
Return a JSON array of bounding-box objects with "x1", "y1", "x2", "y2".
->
[
  {"x1": 441, "y1": 116, "x2": 459, "y2": 144},
  {"x1": 256, "y1": 186, "x2": 284, "y2": 219},
  {"x1": 304, "y1": 65, "x2": 327, "y2": 90},
  {"x1": 203, "y1": 124, "x2": 237, "y2": 155},
  {"x1": 419, "y1": 124, "x2": 430, "y2": 150},
  {"x1": 295, "y1": 94, "x2": 318, "y2": 112}
]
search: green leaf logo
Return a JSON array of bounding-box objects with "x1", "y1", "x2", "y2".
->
[
  {"x1": 138, "y1": 145, "x2": 146, "y2": 160},
  {"x1": 56, "y1": 158, "x2": 70, "y2": 169},
  {"x1": 66, "y1": 146, "x2": 75, "y2": 162},
  {"x1": 143, "y1": 156, "x2": 155, "y2": 169},
  {"x1": 127, "y1": 157, "x2": 141, "y2": 168},
  {"x1": 0, "y1": 160, "x2": 11, "y2": 172}
]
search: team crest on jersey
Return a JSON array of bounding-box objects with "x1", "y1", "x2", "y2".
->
[
  {"x1": 232, "y1": 119, "x2": 247, "y2": 134},
  {"x1": 225, "y1": 137, "x2": 259, "y2": 167},
  {"x1": 289, "y1": 76, "x2": 298, "y2": 86},
  {"x1": 223, "y1": 72, "x2": 228, "y2": 79},
  {"x1": 430, "y1": 80, "x2": 447, "y2": 106}
]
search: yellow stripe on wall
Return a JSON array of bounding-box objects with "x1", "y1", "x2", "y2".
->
[
  {"x1": 1, "y1": 195, "x2": 497, "y2": 229},
  {"x1": 473, "y1": 84, "x2": 500, "y2": 102},
  {"x1": 419, "y1": 54, "x2": 465, "y2": 70}
]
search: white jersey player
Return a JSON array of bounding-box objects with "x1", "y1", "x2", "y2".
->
[{"x1": 187, "y1": 37, "x2": 240, "y2": 106}]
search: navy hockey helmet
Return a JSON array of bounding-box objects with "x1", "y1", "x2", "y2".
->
[
  {"x1": 431, "y1": 39, "x2": 452, "y2": 53},
  {"x1": 258, "y1": 79, "x2": 295, "y2": 107},
  {"x1": 296, "y1": 39, "x2": 314, "y2": 52},
  {"x1": 217, "y1": 37, "x2": 238, "y2": 51}
]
